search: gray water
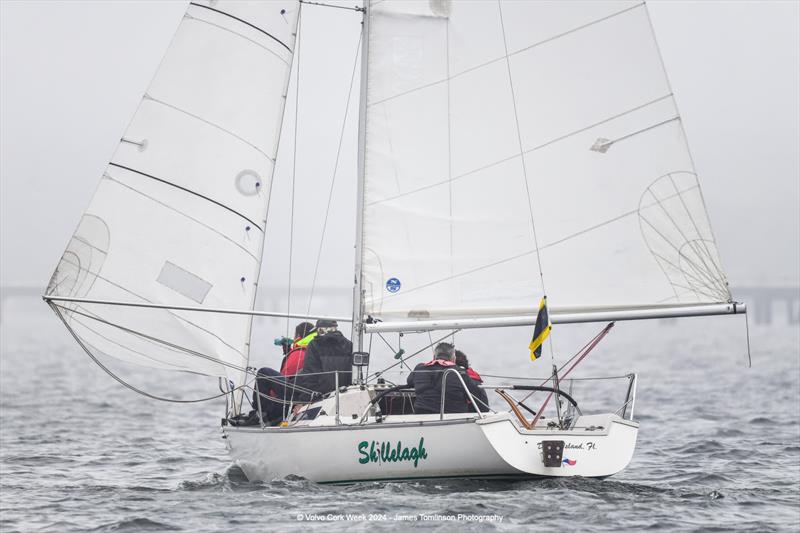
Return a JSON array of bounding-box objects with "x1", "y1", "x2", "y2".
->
[{"x1": 1, "y1": 299, "x2": 798, "y2": 531}]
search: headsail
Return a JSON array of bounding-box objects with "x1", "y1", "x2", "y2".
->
[
  {"x1": 45, "y1": 1, "x2": 300, "y2": 398},
  {"x1": 360, "y1": 0, "x2": 733, "y2": 328}
]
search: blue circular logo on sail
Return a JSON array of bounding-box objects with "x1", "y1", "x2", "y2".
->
[{"x1": 386, "y1": 277, "x2": 401, "y2": 293}]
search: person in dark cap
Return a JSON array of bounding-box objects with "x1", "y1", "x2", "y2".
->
[
  {"x1": 407, "y1": 342, "x2": 489, "y2": 414},
  {"x1": 455, "y1": 349, "x2": 489, "y2": 412},
  {"x1": 294, "y1": 319, "x2": 353, "y2": 399}
]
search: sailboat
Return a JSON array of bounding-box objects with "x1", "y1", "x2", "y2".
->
[{"x1": 44, "y1": 0, "x2": 745, "y2": 483}]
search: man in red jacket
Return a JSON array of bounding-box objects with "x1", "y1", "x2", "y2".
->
[
  {"x1": 279, "y1": 322, "x2": 316, "y2": 376},
  {"x1": 250, "y1": 322, "x2": 316, "y2": 424}
]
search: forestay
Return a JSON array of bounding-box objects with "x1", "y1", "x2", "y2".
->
[
  {"x1": 360, "y1": 0, "x2": 731, "y2": 324},
  {"x1": 45, "y1": 0, "x2": 300, "y2": 393}
]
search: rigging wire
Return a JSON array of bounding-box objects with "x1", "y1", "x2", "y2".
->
[
  {"x1": 368, "y1": 330, "x2": 462, "y2": 381},
  {"x1": 286, "y1": 6, "x2": 304, "y2": 337},
  {"x1": 49, "y1": 302, "x2": 243, "y2": 404},
  {"x1": 496, "y1": 0, "x2": 556, "y2": 366},
  {"x1": 307, "y1": 31, "x2": 363, "y2": 315},
  {"x1": 299, "y1": 0, "x2": 364, "y2": 12}
]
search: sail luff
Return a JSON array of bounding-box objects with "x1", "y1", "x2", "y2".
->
[{"x1": 242, "y1": 2, "x2": 303, "y2": 400}]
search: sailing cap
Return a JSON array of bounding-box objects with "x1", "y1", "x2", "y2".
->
[{"x1": 315, "y1": 319, "x2": 338, "y2": 328}]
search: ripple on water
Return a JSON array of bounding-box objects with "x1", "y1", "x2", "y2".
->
[
  {"x1": 89, "y1": 518, "x2": 180, "y2": 532},
  {"x1": 2, "y1": 308, "x2": 799, "y2": 532}
]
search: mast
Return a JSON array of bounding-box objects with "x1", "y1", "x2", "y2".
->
[{"x1": 351, "y1": 0, "x2": 369, "y2": 368}]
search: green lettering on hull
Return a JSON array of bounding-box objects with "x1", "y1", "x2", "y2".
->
[{"x1": 356, "y1": 438, "x2": 428, "y2": 468}]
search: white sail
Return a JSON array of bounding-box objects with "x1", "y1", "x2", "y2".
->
[
  {"x1": 360, "y1": 0, "x2": 731, "y2": 323},
  {"x1": 45, "y1": 0, "x2": 300, "y2": 391}
]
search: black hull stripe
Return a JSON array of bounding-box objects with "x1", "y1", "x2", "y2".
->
[
  {"x1": 189, "y1": 2, "x2": 292, "y2": 53},
  {"x1": 108, "y1": 162, "x2": 263, "y2": 232}
]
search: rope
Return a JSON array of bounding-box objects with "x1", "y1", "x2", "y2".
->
[
  {"x1": 50, "y1": 303, "x2": 244, "y2": 404},
  {"x1": 529, "y1": 323, "x2": 614, "y2": 426},
  {"x1": 744, "y1": 310, "x2": 753, "y2": 368},
  {"x1": 497, "y1": 0, "x2": 555, "y2": 365},
  {"x1": 368, "y1": 330, "x2": 462, "y2": 381},
  {"x1": 307, "y1": 31, "x2": 362, "y2": 315},
  {"x1": 286, "y1": 5, "x2": 303, "y2": 337}
]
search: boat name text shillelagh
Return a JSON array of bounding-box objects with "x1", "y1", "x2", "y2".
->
[{"x1": 358, "y1": 438, "x2": 428, "y2": 468}]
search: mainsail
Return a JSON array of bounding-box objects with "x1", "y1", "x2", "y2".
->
[
  {"x1": 359, "y1": 0, "x2": 734, "y2": 329},
  {"x1": 45, "y1": 1, "x2": 300, "y2": 395}
]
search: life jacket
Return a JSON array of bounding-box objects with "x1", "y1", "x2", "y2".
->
[
  {"x1": 422, "y1": 359, "x2": 456, "y2": 367},
  {"x1": 280, "y1": 331, "x2": 317, "y2": 376},
  {"x1": 466, "y1": 367, "x2": 483, "y2": 383}
]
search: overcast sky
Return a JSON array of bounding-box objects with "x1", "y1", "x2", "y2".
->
[{"x1": 1, "y1": 0, "x2": 798, "y2": 296}]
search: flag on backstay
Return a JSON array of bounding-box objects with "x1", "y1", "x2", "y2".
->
[{"x1": 529, "y1": 296, "x2": 551, "y2": 361}]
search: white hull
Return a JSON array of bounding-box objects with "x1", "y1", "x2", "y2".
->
[{"x1": 223, "y1": 411, "x2": 638, "y2": 483}]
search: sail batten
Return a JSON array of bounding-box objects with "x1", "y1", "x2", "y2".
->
[{"x1": 360, "y1": 0, "x2": 731, "y2": 324}]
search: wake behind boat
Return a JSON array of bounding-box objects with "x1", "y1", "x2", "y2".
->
[{"x1": 43, "y1": 0, "x2": 746, "y2": 484}]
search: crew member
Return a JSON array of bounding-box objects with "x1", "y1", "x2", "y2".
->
[
  {"x1": 295, "y1": 319, "x2": 353, "y2": 399},
  {"x1": 455, "y1": 349, "x2": 489, "y2": 412},
  {"x1": 407, "y1": 343, "x2": 489, "y2": 414}
]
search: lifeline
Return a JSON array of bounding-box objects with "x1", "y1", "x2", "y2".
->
[{"x1": 358, "y1": 437, "x2": 428, "y2": 468}]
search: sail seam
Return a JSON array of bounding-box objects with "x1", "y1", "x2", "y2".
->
[
  {"x1": 49, "y1": 303, "x2": 247, "y2": 404},
  {"x1": 188, "y1": 2, "x2": 292, "y2": 52},
  {"x1": 512, "y1": 2, "x2": 645, "y2": 57},
  {"x1": 108, "y1": 163, "x2": 263, "y2": 232},
  {"x1": 665, "y1": 173, "x2": 727, "y2": 286},
  {"x1": 647, "y1": 251, "x2": 725, "y2": 301},
  {"x1": 68, "y1": 313, "x2": 199, "y2": 371},
  {"x1": 367, "y1": 2, "x2": 646, "y2": 108},
  {"x1": 526, "y1": 94, "x2": 674, "y2": 153},
  {"x1": 639, "y1": 216, "x2": 727, "y2": 298},
  {"x1": 63, "y1": 302, "x2": 248, "y2": 368},
  {"x1": 184, "y1": 13, "x2": 291, "y2": 66},
  {"x1": 641, "y1": 2, "x2": 730, "y2": 297},
  {"x1": 57, "y1": 303, "x2": 248, "y2": 374},
  {"x1": 644, "y1": 183, "x2": 724, "y2": 293},
  {"x1": 143, "y1": 94, "x2": 277, "y2": 163},
  {"x1": 102, "y1": 173, "x2": 260, "y2": 262},
  {"x1": 638, "y1": 192, "x2": 725, "y2": 293},
  {"x1": 367, "y1": 184, "x2": 712, "y2": 302},
  {"x1": 54, "y1": 256, "x2": 248, "y2": 358},
  {"x1": 366, "y1": 94, "x2": 675, "y2": 207}
]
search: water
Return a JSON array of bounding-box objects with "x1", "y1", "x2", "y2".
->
[{"x1": 1, "y1": 300, "x2": 798, "y2": 531}]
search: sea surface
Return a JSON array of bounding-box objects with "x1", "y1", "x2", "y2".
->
[{"x1": 1, "y1": 298, "x2": 799, "y2": 531}]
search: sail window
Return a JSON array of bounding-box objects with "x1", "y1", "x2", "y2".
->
[
  {"x1": 235, "y1": 169, "x2": 262, "y2": 196},
  {"x1": 156, "y1": 261, "x2": 212, "y2": 304}
]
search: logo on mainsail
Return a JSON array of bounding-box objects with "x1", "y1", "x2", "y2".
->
[{"x1": 385, "y1": 277, "x2": 401, "y2": 293}]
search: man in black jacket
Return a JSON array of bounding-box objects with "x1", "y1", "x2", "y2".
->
[
  {"x1": 407, "y1": 343, "x2": 489, "y2": 414},
  {"x1": 294, "y1": 319, "x2": 353, "y2": 400}
]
